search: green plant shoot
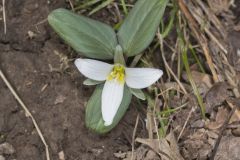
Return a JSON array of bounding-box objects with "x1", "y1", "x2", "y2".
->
[{"x1": 48, "y1": 0, "x2": 168, "y2": 134}]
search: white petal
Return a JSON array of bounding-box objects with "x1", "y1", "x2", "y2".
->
[
  {"x1": 74, "y1": 58, "x2": 113, "y2": 81},
  {"x1": 125, "y1": 68, "x2": 163, "y2": 89},
  {"x1": 102, "y1": 80, "x2": 124, "y2": 126}
]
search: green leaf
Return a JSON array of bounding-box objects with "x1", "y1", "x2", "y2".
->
[
  {"x1": 88, "y1": 0, "x2": 114, "y2": 16},
  {"x1": 75, "y1": 0, "x2": 101, "y2": 10},
  {"x1": 48, "y1": 8, "x2": 118, "y2": 60},
  {"x1": 117, "y1": 0, "x2": 169, "y2": 57},
  {"x1": 83, "y1": 79, "x2": 103, "y2": 86},
  {"x1": 85, "y1": 84, "x2": 132, "y2": 134},
  {"x1": 130, "y1": 88, "x2": 146, "y2": 100},
  {"x1": 114, "y1": 45, "x2": 126, "y2": 65}
]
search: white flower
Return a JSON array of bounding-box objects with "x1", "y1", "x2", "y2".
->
[{"x1": 75, "y1": 58, "x2": 163, "y2": 126}]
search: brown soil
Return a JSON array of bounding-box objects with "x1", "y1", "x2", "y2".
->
[{"x1": 0, "y1": 0, "x2": 140, "y2": 159}]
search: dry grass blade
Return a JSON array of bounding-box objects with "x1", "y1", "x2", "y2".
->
[
  {"x1": 182, "y1": 46, "x2": 206, "y2": 117},
  {"x1": 68, "y1": 0, "x2": 75, "y2": 11},
  {"x1": 189, "y1": 0, "x2": 227, "y2": 54},
  {"x1": 2, "y1": 0, "x2": 6, "y2": 34},
  {"x1": 196, "y1": 0, "x2": 227, "y2": 38},
  {"x1": 184, "y1": 0, "x2": 240, "y2": 99},
  {"x1": 177, "y1": 107, "x2": 194, "y2": 141},
  {"x1": 136, "y1": 132, "x2": 184, "y2": 160},
  {"x1": 177, "y1": 0, "x2": 219, "y2": 83},
  {"x1": 0, "y1": 69, "x2": 50, "y2": 160},
  {"x1": 157, "y1": 30, "x2": 188, "y2": 94},
  {"x1": 131, "y1": 114, "x2": 139, "y2": 160}
]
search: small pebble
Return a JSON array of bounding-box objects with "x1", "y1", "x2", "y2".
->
[
  {"x1": 91, "y1": 148, "x2": 103, "y2": 157},
  {"x1": 191, "y1": 120, "x2": 205, "y2": 128},
  {"x1": 0, "y1": 155, "x2": 5, "y2": 160},
  {"x1": 0, "y1": 142, "x2": 15, "y2": 155},
  {"x1": 58, "y1": 151, "x2": 65, "y2": 160}
]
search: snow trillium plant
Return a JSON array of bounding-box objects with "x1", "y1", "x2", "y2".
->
[
  {"x1": 48, "y1": 0, "x2": 168, "y2": 133},
  {"x1": 75, "y1": 58, "x2": 163, "y2": 126}
]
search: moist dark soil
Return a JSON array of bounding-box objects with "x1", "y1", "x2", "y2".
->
[{"x1": 0, "y1": 0, "x2": 141, "y2": 159}]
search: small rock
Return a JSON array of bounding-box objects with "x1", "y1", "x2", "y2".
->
[
  {"x1": 191, "y1": 120, "x2": 205, "y2": 128},
  {"x1": 58, "y1": 151, "x2": 65, "y2": 160},
  {"x1": 54, "y1": 95, "x2": 66, "y2": 105},
  {"x1": 0, "y1": 143, "x2": 15, "y2": 155},
  {"x1": 114, "y1": 151, "x2": 126, "y2": 159},
  {"x1": 27, "y1": 31, "x2": 37, "y2": 39},
  {"x1": 91, "y1": 148, "x2": 103, "y2": 157},
  {"x1": 0, "y1": 155, "x2": 5, "y2": 160}
]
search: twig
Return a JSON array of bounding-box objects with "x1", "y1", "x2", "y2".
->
[
  {"x1": 131, "y1": 114, "x2": 139, "y2": 160},
  {"x1": 177, "y1": 107, "x2": 194, "y2": 141},
  {"x1": 209, "y1": 100, "x2": 237, "y2": 160},
  {"x1": 157, "y1": 30, "x2": 188, "y2": 94},
  {"x1": 68, "y1": 0, "x2": 75, "y2": 11},
  {"x1": 33, "y1": 19, "x2": 48, "y2": 27},
  {"x1": 113, "y1": 2, "x2": 122, "y2": 22},
  {"x1": 0, "y1": 69, "x2": 50, "y2": 160},
  {"x1": 2, "y1": 0, "x2": 6, "y2": 34}
]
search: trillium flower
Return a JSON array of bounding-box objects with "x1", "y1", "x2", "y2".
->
[{"x1": 75, "y1": 58, "x2": 163, "y2": 126}]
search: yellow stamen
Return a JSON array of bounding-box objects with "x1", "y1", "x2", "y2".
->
[{"x1": 107, "y1": 64, "x2": 125, "y2": 84}]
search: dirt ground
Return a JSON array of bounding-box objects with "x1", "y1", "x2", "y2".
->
[
  {"x1": 1, "y1": 0, "x2": 240, "y2": 160},
  {"x1": 0, "y1": 0, "x2": 141, "y2": 159}
]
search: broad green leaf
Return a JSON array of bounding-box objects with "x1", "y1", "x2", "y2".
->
[
  {"x1": 130, "y1": 88, "x2": 146, "y2": 100},
  {"x1": 83, "y1": 79, "x2": 103, "y2": 86},
  {"x1": 117, "y1": 0, "x2": 169, "y2": 57},
  {"x1": 85, "y1": 84, "x2": 132, "y2": 134},
  {"x1": 48, "y1": 8, "x2": 118, "y2": 60}
]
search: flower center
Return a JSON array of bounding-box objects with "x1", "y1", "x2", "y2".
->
[{"x1": 107, "y1": 64, "x2": 125, "y2": 84}]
